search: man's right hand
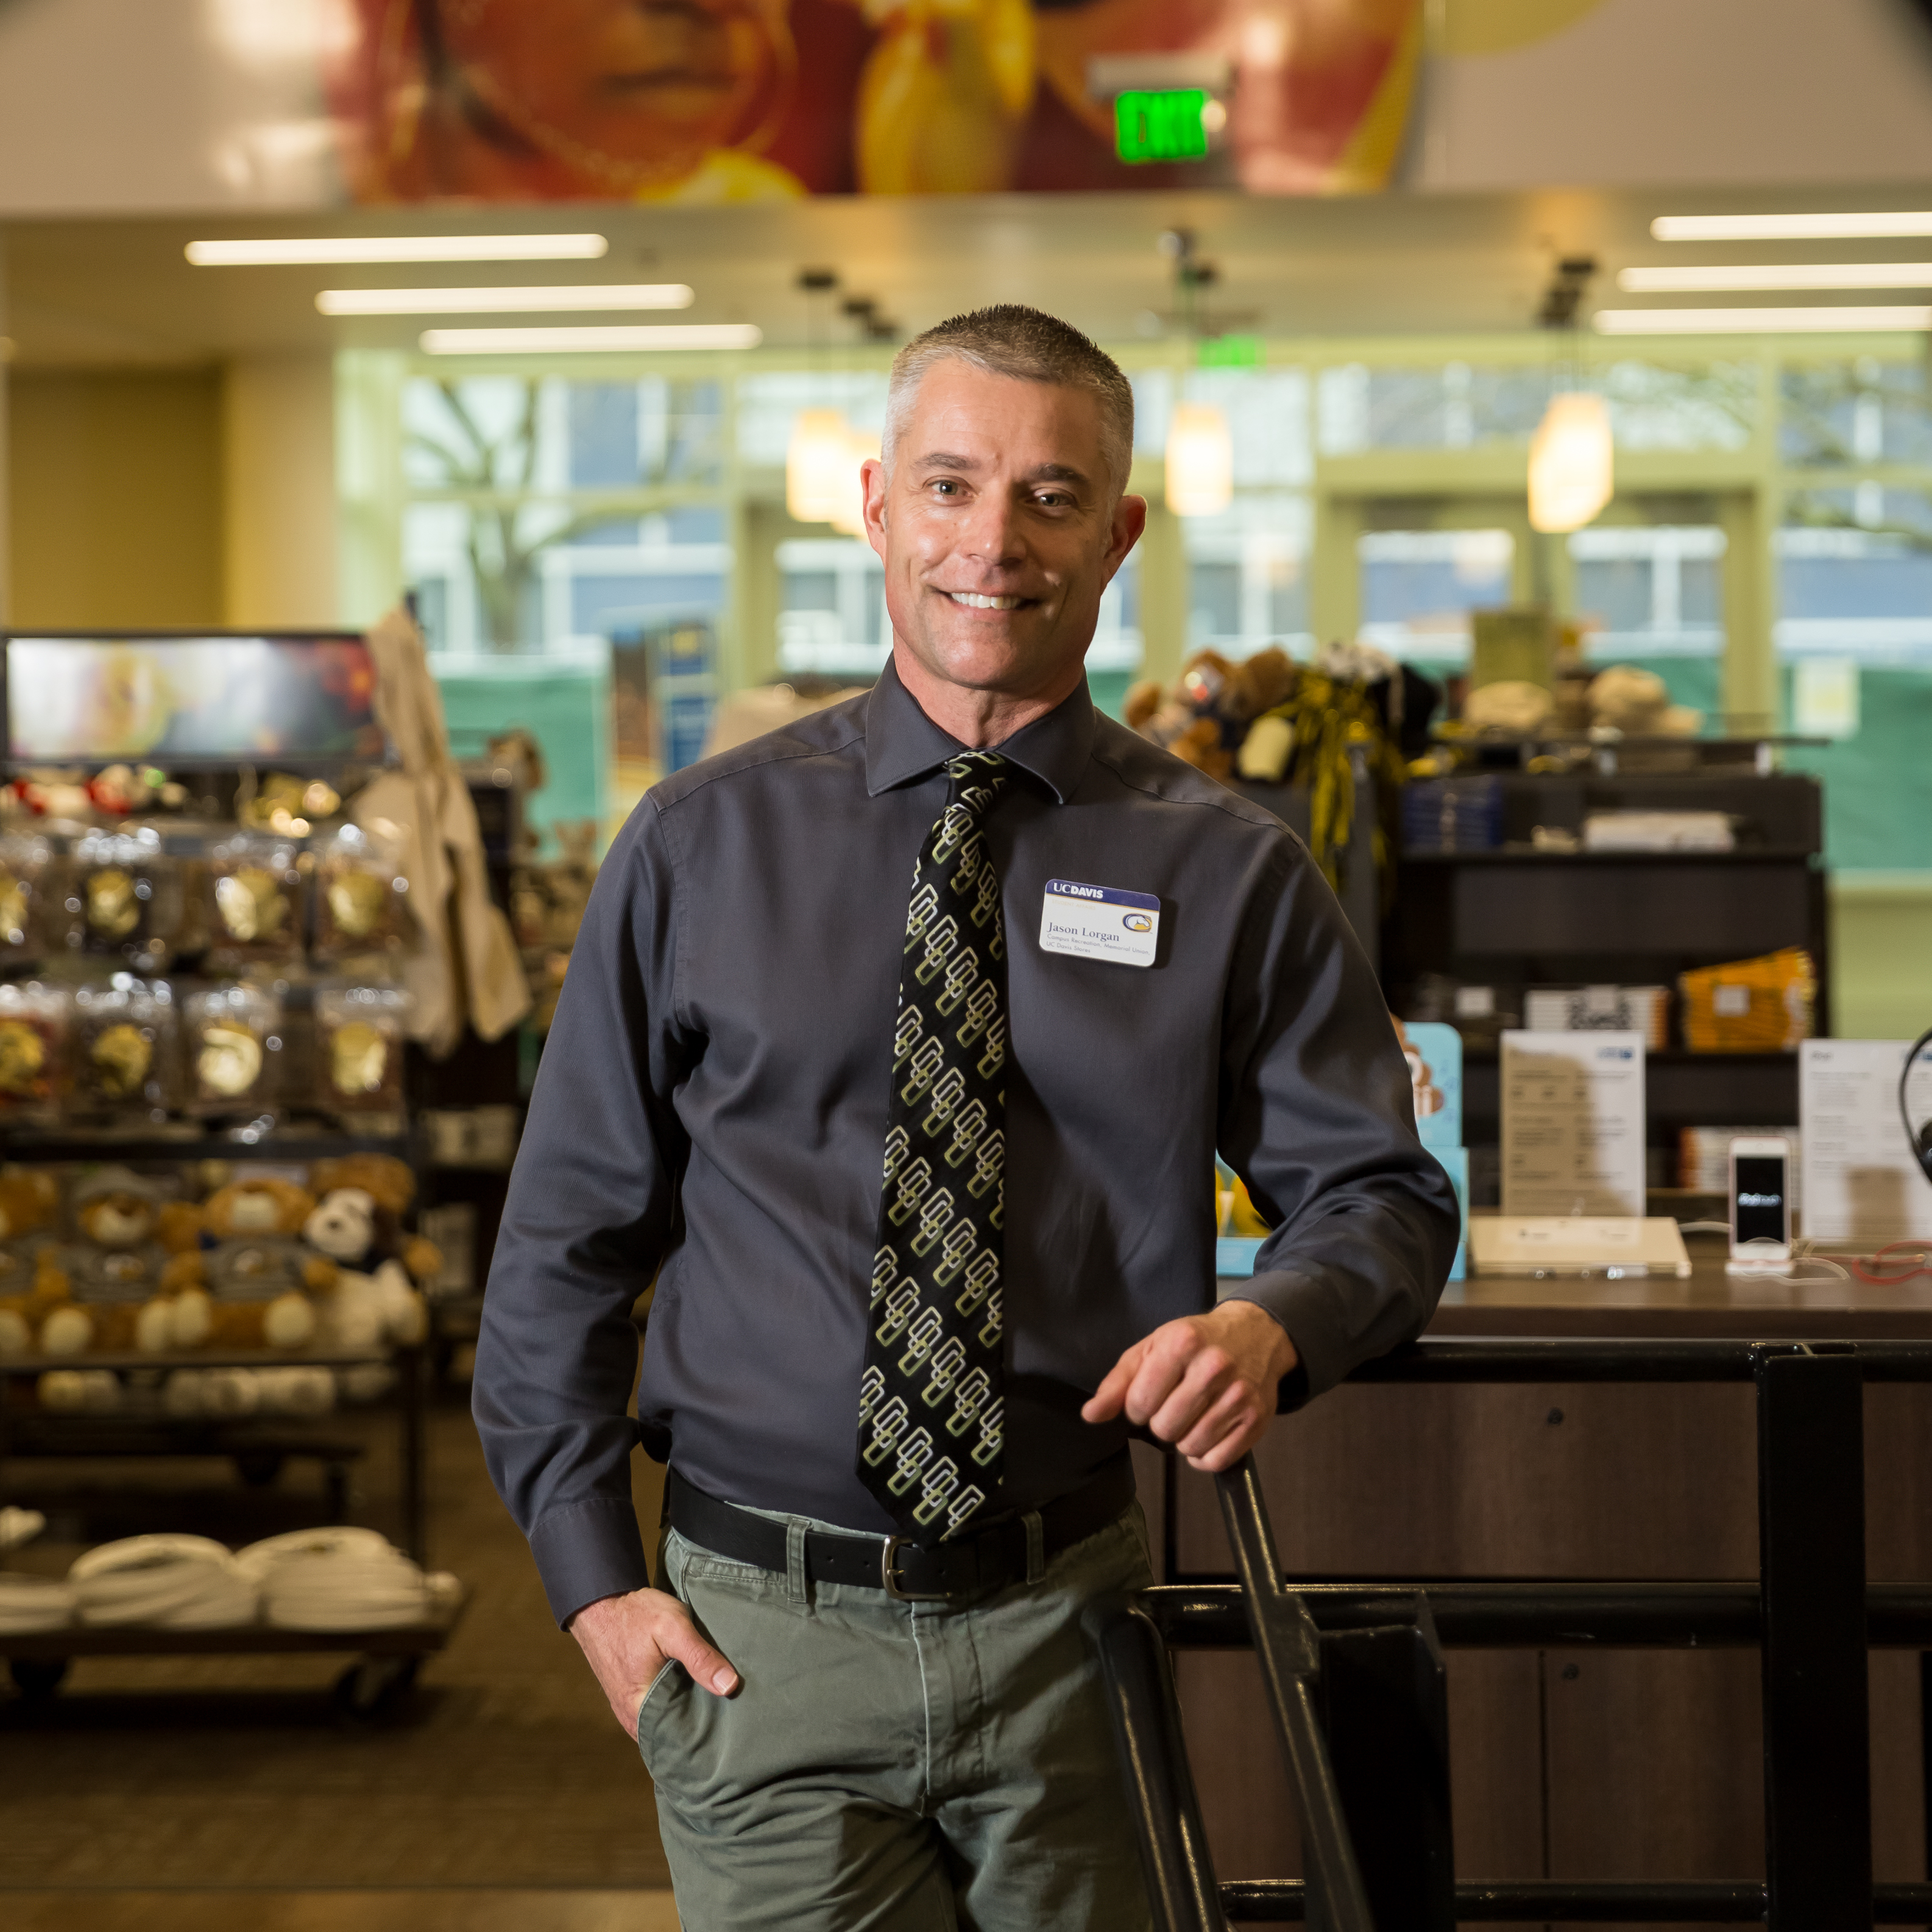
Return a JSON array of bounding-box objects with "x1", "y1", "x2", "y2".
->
[{"x1": 568, "y1": 1586, "x2": 739, "y2": 1736}]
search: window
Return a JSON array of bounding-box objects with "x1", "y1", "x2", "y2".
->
[
  {"x1": 1358, "y1": 529, "x2": 1513, "y2": 665},
  {"x1": 1570, "y1": 527, "x2": 1725, "y2": 659},
  {"x1": 1182, "y1": 493, "x2": 1311, "y2": 655}
]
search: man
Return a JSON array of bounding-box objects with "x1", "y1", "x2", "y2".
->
[{"x1": 475, "y1": 305, "x2": 1458, "y2": 1930}]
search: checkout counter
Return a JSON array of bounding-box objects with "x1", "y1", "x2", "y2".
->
[{"x1": 1142, "y1": 1231, "x2": 1932, "y2": 1905}]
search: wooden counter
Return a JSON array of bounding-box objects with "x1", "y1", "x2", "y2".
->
[{"x1": 1163, "y1": 1235, "x2": 1932, "y2": 1925}]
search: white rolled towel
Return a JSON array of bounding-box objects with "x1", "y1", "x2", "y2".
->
[
  {"x1": 69, "y1": 1534, "x2": 260, "y2": 1629},
  {"x1": 238, "y1": 1527, "x2": 434, "y2": 1631},
  {"x1": 0, "y1": 1573, "x2": 77, "y2": 1634}
]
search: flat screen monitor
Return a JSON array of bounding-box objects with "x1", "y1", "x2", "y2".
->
[{"x1": 2, "y1": 631, "x2": 384, "y2": 770}]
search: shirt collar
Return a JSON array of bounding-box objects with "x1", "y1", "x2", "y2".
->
[{"x1": 863, "y1": 656, "x2": 1097, "y2": 804}]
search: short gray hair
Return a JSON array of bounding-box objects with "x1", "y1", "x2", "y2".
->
[{"x1": 882, "y1": 305, "x2": 1135, "y2": 497}]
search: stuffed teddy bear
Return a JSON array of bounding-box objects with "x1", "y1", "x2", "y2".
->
[
  {"x1": 65, "y1": 1168, "x2": 201, "y2": 1302},
  {"x1": 308, "y1": 1155, "x2": 441, "y2": 1287},
  {"x1": 0, "y1": 1169, "x2": 70, "y2": 1356},
  {"x1": 35, "y1": 1167, "x2": 208, "y2": 1353},
  {"x1": 303, "y1": 1155, "x2": 437, "y2": 1349},
  {"x1": 149, "y1": 1173, "x2": 331, "y2": 1352}
]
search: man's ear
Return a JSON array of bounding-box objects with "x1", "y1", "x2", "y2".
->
[
  {"x1": 1104, "y1": 493, "x2": 1148, "y2": 581},
  {"x1": 861, "y1": 456, "x2": 890, "y2": 557}
]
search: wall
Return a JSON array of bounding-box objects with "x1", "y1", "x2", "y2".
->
[
  {"x1": 1831, "y1": 877, "x2": 1932, "y2": 1043},
  {"x1": 1414, "y1": 0, "x2": 1932, "y2": 190},
  {"x1": 223, "y1": 355, "x2": 339, "y2": 629},
  {"x1": 5, "y1": 366, "x2": 224, "y2": 628}
]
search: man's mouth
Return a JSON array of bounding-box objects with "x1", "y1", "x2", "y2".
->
[{"x1": 944, "y1": 592, "x2": 1028, "y2": 610}]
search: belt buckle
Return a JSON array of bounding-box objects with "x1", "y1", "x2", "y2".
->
[{"x1": 880, "y1": 1535, "x2": 953, "y2": 1604}]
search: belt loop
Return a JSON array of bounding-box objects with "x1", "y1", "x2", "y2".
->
[
  {"x1": 1024, "y1": 1509, "x2": 1046, "y2": 1585},
  {"x1": 785, "y1": 1519, "x2": 809, "y2": 1604}
]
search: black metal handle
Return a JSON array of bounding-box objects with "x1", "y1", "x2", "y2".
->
[
  {"x1": 1214, "y1": 1458, "x2": 1376, "y2": 1932},
  {"x1": 1097, "y1": 1607, "x2": 1230, "y2": 1932}
]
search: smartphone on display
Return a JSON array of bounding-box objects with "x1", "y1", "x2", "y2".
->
[{"x1": 1729, "y1": 1136, "x2": 1792, "y2": 1266}]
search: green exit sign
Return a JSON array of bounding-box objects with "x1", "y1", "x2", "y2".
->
[{"x1": 1114, "y1": 89, "x2": 1210, "y2": 165}]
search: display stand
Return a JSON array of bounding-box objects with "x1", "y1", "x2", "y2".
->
[
  {"x1": 0, "y1": 1588, "x2": 468, "y2": 1721},
  {"x1": 0, "y1": 1344, "x2": 429, "y2": 1562},
  {"x1": 1385, "y1": 760, "x2": 1827, "y2": 1192}
]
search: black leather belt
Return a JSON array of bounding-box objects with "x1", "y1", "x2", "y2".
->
[{"x1": 665, "y1": 1456, "x2": 1136, "y2": 1604}]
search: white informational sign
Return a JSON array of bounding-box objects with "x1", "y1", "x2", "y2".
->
[
  {"x1": 1799, "y1": 1040, "x2": 1932, "y2": 1244},
  {"x1": 1501, "y1": 1030, "x2": 1647, "y2": 1219}
]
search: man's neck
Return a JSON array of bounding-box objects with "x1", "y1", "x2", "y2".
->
[{"x1": 891, "y1": 642, "x2": 1085, "y2": 749}]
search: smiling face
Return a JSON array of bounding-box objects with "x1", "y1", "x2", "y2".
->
[{"x1": 863, "y1": 359, "x2": 1145, "y2": 736}]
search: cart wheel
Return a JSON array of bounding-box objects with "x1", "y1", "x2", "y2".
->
[
  {"x1": 331, "y1": 1655, "x2": 420, "y2": 1723},
  {"x1": 9, "y1": 1657, "x2": 69, "y2": 1702}
]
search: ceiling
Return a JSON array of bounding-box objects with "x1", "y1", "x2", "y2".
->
[{"x1": 7, "y1": 182, "x2": 1932, "y2": 369}]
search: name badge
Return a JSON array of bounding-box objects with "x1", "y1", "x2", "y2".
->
[{"x1": 1038, "y1": 879, "x2": 1159, "y2": 968}]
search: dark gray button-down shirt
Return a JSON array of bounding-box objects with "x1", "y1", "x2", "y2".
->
[{"x1": 475, "y1": 663, "x2": 1458, "y2": 1624}]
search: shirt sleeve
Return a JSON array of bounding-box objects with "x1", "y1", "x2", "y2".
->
[
  {"x1": 472, "y1": 800, "x2": 695, "y2": 1627},
  {"x1": 1214, "y1": 834, "x2": 1460, "y2": 1398}
]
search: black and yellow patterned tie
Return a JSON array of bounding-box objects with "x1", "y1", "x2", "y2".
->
[{"x1": 859, "y1": 751, "x2": 1010, "y2": 1543}]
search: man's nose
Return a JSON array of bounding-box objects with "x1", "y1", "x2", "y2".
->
[{"x1": 957, "y1": 488, "x2": 1025, "y2": 568}]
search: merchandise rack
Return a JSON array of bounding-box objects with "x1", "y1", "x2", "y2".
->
[
  {"x1": 0, "y1": 1588, "x2": 469, "y2": 1720},
  {"x1": 0, "y1": 1344, "x2": 430, "y2": 1564},
  {"x1": 0, "y1": 1342, "x2": 444, "y2": 1718},
  {"x1": 1385, "y1": 762, "x2": 1827, "y2": 1194}
]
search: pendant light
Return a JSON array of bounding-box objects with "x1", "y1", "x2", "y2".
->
[
  {"x1": 1166, "y1": 402, "x2": 1233, "y2": 518},
  {"x1": 1527, "y1": 391, "x2": 1614, "y2": 533},
  {"x1": 1527, "y1": 255, "x2": 1613, "y2": 533},
  {"x1": 786, "y1": 407, "x2": 852, "y2": 524}
]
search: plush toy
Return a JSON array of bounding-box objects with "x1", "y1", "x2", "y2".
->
[
  {"x1": 37, "y1": 1167, "x2": 202, "y2": 1355},
  {"x1": 308, "y1": 1155, "x2": 442, "y2": 1287},
  {"x1": 163, "y1": 1285, "x2": 317, "y2": 1352},
  {"x1": 0, "y1": 1169, "x2": 69, "y2": 1355},
  {"x1": 149, "y1": 1173, "x2": 332, "y2": 1353},
  {"x1": 1587, "y1": 664, "x2": 1702, "y2": 738},
  {"x1": 66, "y1": 1169, "x2": 201, "y2": 1302},
  {"x1": 303, "y1": 1155, "x2": 437, "y2": 1349}
]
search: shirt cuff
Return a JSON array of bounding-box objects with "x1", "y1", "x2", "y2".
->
[
  {"x1": 1220, "y1": 1267, "x2": 1354, "y2": 1402},
  {"x1": 527, "y1": 1495, "x2": 654, "y2": 1628}
]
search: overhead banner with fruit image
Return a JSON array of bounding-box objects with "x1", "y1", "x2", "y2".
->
[
  {"x1": 3, "y1": 0, "x2": 1930, "y2": 214},
  {"x1": 327, "y1": 0, "x2": 1424, "y2": 200}
]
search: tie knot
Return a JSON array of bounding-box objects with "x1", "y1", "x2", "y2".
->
[{"x1": 943, "y1": 752, "x2": 1009, "y2": 817}]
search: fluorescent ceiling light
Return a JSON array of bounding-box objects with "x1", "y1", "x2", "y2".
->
[
  {"x1": 1619, "y1": 263, "x2": 1932, "y2": 292},
  {"x1": 319, "y1": 283, "x2": 692, "y2": 316},
  {"x1": 1595, "y1": 306, "x2": 1932, "y2": 335},
  {"x1": 187, "y1": 234, "x2": 607, "y2": 266},
  {"x1": 1651, "y1": 212, "x2": 1932, "y2": 241},
  {"x1": 420, "y1": 323, "x2": 762, "y2": 354}
]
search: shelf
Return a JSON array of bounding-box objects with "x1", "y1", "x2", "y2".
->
[
  {"x1": 1463, "y1": 1051, "x2": 1802, "y2": 1130},
  {"x1": 1462, "y1": 1049, "x2": 1797, "y2": 1066},
  {"x1": 0, "y1": 1130, "x2": 417, "y2": 1164},
  {"x1": 0, "y1": 1590, "x2": 467, "y2": 1662},
  {"x1": 0, "y1": 1346, "x2": 389, "y2": 1373},
  {"x1": 1399, "y1": 846, "x2": 1819, "y2": 866}
]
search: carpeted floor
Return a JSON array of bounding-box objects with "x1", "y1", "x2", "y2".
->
[{"x1": 0, "y1": 1382, "x2": 675, "y2": 1897}]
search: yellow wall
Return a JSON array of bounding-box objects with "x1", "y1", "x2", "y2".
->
[
  {"x1": 5, "y1": 367, "x2": 224, "y2": 628},
  {"x1": 1831, "y1": 877, "x2": 1932, "y2": 1042}
]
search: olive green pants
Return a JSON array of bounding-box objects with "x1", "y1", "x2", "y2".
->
[{"x1": 637, "y1": 1504, "x2": 1157, "y2": 1932}]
